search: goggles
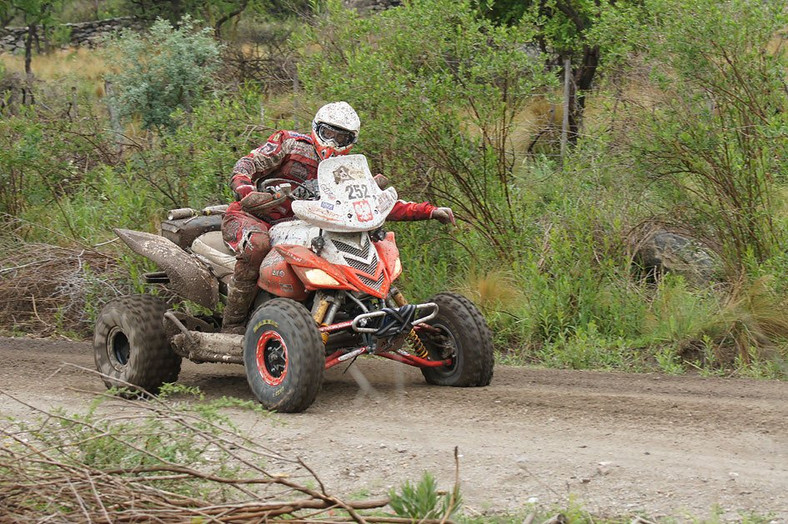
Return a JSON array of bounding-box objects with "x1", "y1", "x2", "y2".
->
[{"x1": 316, "y1": 123, "x2": 357, "y2": 148}]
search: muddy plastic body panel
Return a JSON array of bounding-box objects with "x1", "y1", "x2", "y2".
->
[{"x1": 114, "y1": 228, "x2": 220, "y2": 309}]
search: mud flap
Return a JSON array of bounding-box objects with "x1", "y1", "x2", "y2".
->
[{"x1": 114, "y1": 228, "x2": 220, "y2": 309}]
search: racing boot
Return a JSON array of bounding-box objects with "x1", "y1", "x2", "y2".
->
[{"x1": 221, "y1": 277, "x2": 259, "y2": 335}]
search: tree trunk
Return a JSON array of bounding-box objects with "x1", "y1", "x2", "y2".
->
[
  {"x1": 34, "y1": 24, "x2": 42, "y2": 54},
  {"x1": 214, "y1": 0, "x2": 249, "y2": 39},
  {"x1": 566, "y1": 44, "x2": 600, "y2": 144}
]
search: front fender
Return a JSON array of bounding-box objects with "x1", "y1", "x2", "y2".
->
[{"x1": 114, "y1": 228, "x2": 219, "y2": 310}]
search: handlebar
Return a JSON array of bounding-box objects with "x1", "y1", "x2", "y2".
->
[
  {"x1": 260, "y1": 178, "x2": 318, "y2": 201},
  {"x1": 167, "y1": 204, "x2": 229, "y2": 221}
]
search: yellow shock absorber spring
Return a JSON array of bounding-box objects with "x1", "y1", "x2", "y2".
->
[
  {"x1": 313, "y1": 298, "x2": 331, "y2": 345},
  {"x1": 408, "y1": 329, "x2": 429, "y2": 359}
]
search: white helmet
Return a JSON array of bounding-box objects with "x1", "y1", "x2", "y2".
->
[{"x1": 311, "y1": 101, "x2": 360, "y2": 160}]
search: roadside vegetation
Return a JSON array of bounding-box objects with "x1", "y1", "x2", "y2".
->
[
  {"x1": 0, "y1": 0, "x2": 786, "y2": 381},
  {"x1": 0, "y1": 384, "x2": 463, "y2": 521}
]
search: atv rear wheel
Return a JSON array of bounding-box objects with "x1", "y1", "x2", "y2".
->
[
  {"x1": 419, "y1": 292, "x2": 494, "y2": 387},
  {"x1": 94, "y1": 295, "x2": 181, "y2": 394},
  {"x1": 243, "y1": 298, "x2": 324, "y2": 413}
]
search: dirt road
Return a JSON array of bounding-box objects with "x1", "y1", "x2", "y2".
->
[{"x1": 1, "y1": 336, "x2": 785, "y2": 520}]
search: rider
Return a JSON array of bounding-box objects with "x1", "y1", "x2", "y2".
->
[{"x1": 221, "y1": 101, "x2": 455, "y2": 334}]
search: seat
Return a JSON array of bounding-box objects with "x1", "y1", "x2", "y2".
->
[{"x1": 191, "y1": 231, "x2": 235, "y2": 278}]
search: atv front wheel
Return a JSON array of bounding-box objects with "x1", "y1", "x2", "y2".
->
[
  {"x1": 94, "y1": 295, "x2": 181, "y2": 394},
  {"x1": 420, "y1": 292, "x2": 494, "y2": 387},
  {"x1": 243, "y1": 298, "x2": 324, "y2": 413}
]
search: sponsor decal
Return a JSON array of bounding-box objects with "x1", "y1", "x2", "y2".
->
[
  {"x1": 253, "y1": 319, "x2": 279, "y2": 332},
  {"x1": 259, "y1": 141, "x2": 277, "y2": 155},
  {"x1": 280, "y1": 283, "x2": 294, "y2": 292},
  {"x1": 353, "y1": 199, "x2": 374, "y2": 222},
  {"x1": 321, "y1": 201, "x2": 334, "y2": 210},
  {"x1": 271, "y1": 269, "x2": 285, "y2": 278},
  {"x1": 261, "y1": 251, "x2": 285, "y2": 268},
  {"x1": 288, "y1": 131, "x2": 311, "y2": 141},
  {"x1": 307, "y1": 207, "x2": 341, "y2": 222},
  {"x1": 319, "y1": 183, "x2": 336, "y2": 199},
  {"x1": 332, "y1": 165, "x2": 365, "y2": 184},
  {"x1": 333, "y1": 166, "x2": 353, "y2": 184},
  {"x1": 376, "y1": 190, "x2": 394, "y2": 212}
]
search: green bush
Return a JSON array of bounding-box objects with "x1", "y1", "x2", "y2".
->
[
  {"x1": 129, "y1": 88, "x2": 270, "y2": 208},
  {"x1": 103, "y1": 16, "x2": 222, "y2": 133},
  {"x1": 630, "y1": 0, "x2": 788, "y2": 275},
  {"x1": 388, "y1": 471, "x2": 461, "y2": 521},
  {"x1": 0, "y1": 104, "x2": 121, "y2": 237},
  {"x1": 298, "y1": 0, "x2": 555, "y2": 257},
  {"x1": 5, "y1": 84, "x2": 269, "y2": 243}
]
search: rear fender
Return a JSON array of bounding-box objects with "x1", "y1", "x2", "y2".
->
[{"x1": 114, "y1": 228, "x2": 219, "y2": 310}]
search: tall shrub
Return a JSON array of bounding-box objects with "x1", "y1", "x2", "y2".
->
[
  {"x1": 632, "y1": 0, "x2": 788, "y2": 275},
  {"x1": 298, "y1": 0, "x2": 555, "y2": 256},
  {"x1": 135, "y1": 89, "x2": 269, "y2": 207},
  {"x1": 103, "y1": 17, "x2": 221, "y2": 134}
]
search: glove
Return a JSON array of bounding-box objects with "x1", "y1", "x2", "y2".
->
[
  {"x1": 374, "y1": 174, "x2": 390, "y2": 189},
  {"x1": 431, "y1": 207, "x2": 456, "y2": 226},
  {"x1": 240, "y1": 191, "x2": 282, "y2": 219}
]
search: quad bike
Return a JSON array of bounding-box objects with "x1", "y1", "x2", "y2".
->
[{"x1": 94, "y1": 154, "x2": 494, "y2": 412}]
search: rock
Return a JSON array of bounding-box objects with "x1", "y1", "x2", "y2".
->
[
  {"x1": 634, "y1": 230, "x2": 718, "y2": 286},
  {"x1": 596, "y1": 462, "x2": 614, "y2": 476},
  {"x1": 343, "y1": 0, "x2": 401, "y2": 13},
  {"x1": 0, "y1": 17, "x2": 144, "y2": 54}
]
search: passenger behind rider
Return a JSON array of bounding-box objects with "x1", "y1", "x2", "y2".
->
[{"x1": 220, "y1": 101, "x2": 455, "y2": 333}]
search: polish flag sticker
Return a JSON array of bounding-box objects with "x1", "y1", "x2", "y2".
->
[{"x1": 353, "y1": 199, "x2": 373, "y2": 222}]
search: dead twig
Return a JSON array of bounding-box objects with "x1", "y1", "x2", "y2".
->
[
  {"x1": 440, "y1": 446, "x2": 461, "y2": 524},
  {"x1": 0, "y1": 386, "x2": 410, "y2": 523}
]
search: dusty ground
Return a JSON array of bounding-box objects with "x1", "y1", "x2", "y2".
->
[{"x1": 0, "y1": 336, "x2": 786, "y2": 521}]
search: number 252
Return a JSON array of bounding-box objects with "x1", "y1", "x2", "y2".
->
[{"x1": 345, "y1": 184, "x2": 369, "y2": 200}]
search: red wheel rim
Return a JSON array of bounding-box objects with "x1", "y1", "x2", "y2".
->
[{"x1": 255, "y1": 331, "x2": 289, "y2": 386}]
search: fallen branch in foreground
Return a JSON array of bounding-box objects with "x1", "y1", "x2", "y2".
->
[{"x1": 0, "y1": 384, "x2": 458, "y2": 523}]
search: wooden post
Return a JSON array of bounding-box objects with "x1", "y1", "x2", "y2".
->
[
  {"x1": 69, "y1": 86, "x2": 78, "y2": 120},
  {"x1": 24, "y1": 24, "x2": 35, "y2": 105},
  {"x1": 560, "y1": 57, "x2": 571, "y2": 167},
  {"x1": 104, "y1": 80, "x2": 124, "y2": 152}
]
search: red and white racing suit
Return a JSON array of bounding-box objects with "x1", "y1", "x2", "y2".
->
[{"x1": 222, "y1": 130, "x2": 436, "y2": 283}]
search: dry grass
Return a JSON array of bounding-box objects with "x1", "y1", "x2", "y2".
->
[
  {"x1": 0, "y1": 236, "x2": 129, "y2": 337},
  {"x1": 766, "y1": 27, "x2": 788, "y2": 56},
  {"x1": 715, "y1": 276, "x2": 788, "y2": 363},
  {"x1": 455, "y1": 268, "x2": 523, "y2": 313},
  {"x1": 508, "y1": 95, "x2": 562, "y2": 157},
  {"x1": 1, "y1": 46, "x2": 107, "y2": 80},
  {"x1": 1, "y1": 46, "x2": 108, "y2": 97}
]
